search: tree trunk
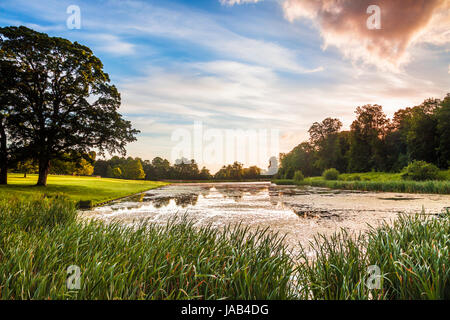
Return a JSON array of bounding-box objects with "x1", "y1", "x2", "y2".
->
[
  {"x1": 0, "y1": 121, "x2": 7, "y2": 185},
  {"x1": 24, "y1": 172, "x2": 27, "y2": 178},
  {"x1": 37, "y1": 158, "x2": 50, "y2": 186}
]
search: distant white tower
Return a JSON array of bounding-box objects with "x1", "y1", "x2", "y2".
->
[{"x1": 262, "y1": 156, "x2": 278, "y2": 176}]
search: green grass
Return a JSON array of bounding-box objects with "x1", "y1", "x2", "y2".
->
[
  {"x1": 0, "y1": 174, "x2": 168, "y2": 206},
  {"x1": 338, "y1": 172, "x2": 404, "y2": 182},
  {"x1": 296, "y1": 210, "x2": 450, "y2": 300},
  {"x1": 0, "y1": 196, "x2": 296, "y2": 300},
  {"x1": 273, "y1": 170, "x2": 450, "y2": 194}
]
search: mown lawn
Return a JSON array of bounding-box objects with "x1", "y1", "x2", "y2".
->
[{"x1": 0, "y1": 174, "x2": 168, "y2": 206}]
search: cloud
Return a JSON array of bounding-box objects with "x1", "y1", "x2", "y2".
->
[
  {"x1": 117, "y1": 2, "x2": 322, "y2": 74},
  {"x1": 84, "y1": 34, "x2": 135, "y2": 55},
  {"x1": 220, "y1": 0, "x2": 262, "y2": 5},
  {"x1": 282, "y1": 0, "x2": 450, "y2": 70},
  {"x1": 117, "y1": 57, "x2": 448, "y2": 169},
  {"x1": 0, "y1": 0, "x2": 322, "y2": 73}
]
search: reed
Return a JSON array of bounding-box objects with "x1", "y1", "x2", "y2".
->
[
  {"x1": 273, "y1": 179, "x2": 450, "y2": 194},
  {"x1": 296, "y1": 210, "x2": 450, "y2": 300},
  {"x1": 0, "y1": 196, "x2": 296, "y2": 300}
]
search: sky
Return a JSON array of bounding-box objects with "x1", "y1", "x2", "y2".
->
[{"x1": 1, "y1": 0, "x2": 449, "y2": 171}]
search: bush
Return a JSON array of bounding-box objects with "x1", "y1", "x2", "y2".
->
[
  {"x1": 293, "y1": 170, "x2": 304, "y2": 182},
  {"x1": 322, "y1": 168, "x2": 340, "y2": 181},
  {"x1": 284, "y1": 167, "x2": 295, "y2": 179},
  {"x1": 401, "y1": 161, "x2": 441, "y2": 181},
  {"x1": 77, "y1": 200, "x2": 93, "y2": 209},
  {"x1": 113, "y1": 167, "x2": 122, "y2": 178}
]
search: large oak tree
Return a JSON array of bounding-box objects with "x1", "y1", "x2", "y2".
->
[
  {"x1": 0, "y1": 57, "x2": 21, "y2": 184},
  {"x1": 0, "y1": 26, "x2": 139, "y2": 186}
]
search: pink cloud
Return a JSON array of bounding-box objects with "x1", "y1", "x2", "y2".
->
[{"x1": 283, "y1": 0, "x2": 450, "y2": 70}]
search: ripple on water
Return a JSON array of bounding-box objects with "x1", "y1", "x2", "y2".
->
[{"x1": 82, "y1": 182, "x2": 450, "y2": 253}]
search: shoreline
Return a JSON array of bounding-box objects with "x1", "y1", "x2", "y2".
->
[
  {"x1": 272, "y1": 179, "x2": 450, "y2": 195},
  {"x1": 78, "y1": 183, "x2": 171, "y2": 209}
]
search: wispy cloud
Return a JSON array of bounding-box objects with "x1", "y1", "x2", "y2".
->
[
  {"x1": 220, "y1": 0, "x2": 262, "y2": 5},
  {"x1": 118, "y1": 2, "x2": 322, "y2": 74},
  {"x1": 118, "y1": 57, "x2": 448, "y2": 166},
  {"x1": 86, "y1": 34, "x2": 135, "y2": 55}
]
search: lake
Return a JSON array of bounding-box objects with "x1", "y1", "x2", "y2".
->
[{"x1": 84, "y1": 182, "x2": 450, "y2": 254}]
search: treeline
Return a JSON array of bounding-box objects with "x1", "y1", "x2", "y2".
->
[
  {"x1": 277, "y1": 94, "x2": 450, "y2": 179},
  {"x1": 12, "y1": 152, "x2": 96, "y2": 177},
  {"x1": 93, "y1": 157, "x2": 263, "y2": 181}
]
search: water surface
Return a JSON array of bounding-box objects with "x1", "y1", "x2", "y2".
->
[{"x1": 84, "y1": 182, "x2": 450, "y2": 253}]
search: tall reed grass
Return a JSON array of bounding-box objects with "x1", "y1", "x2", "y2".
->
[
  {"x1": 296, "y1": 211, "x2": 450, "y2": 299},
  {"x1": 273, "y1": 179, "x2": 450, "y2": 194},
  {"x1": 1, "y1": 196, "x2": 448, "y2": 300},
  {"x1": 0, "y1": 196, "x2": 296, "y2": 300}
]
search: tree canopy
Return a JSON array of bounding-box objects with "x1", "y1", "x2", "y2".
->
[
  {"x1": 278, "y1": 94, "x2": 450, "y2": 179},
  {"x1": 0, "y1": 26, "x2": 138, "y2": 186}
]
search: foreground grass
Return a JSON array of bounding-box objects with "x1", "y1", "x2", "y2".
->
[
  {"x1": 273, "y1": 171, "x2": 450, "y2": 194},
  {"x1": 0, "y1": 196, "x2": 449, "y2": 300},
  {"x1": 0, "y1": 174, "x2": 168, "y2": 206},
  {"x1": 0, "y1": 196, "x2": 296, "y2": 300},
  {"x1": 297, "y1": 210, "x2": 450, "y2": 299}
]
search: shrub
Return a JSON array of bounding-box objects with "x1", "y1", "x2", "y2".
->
[
  {"x1": 284, "y1": 167, "x2": 295, "y2": 179},
  {"x1": 293, "y1": 170, "x2": 304, "y2": 182},
  {"x1": 77, "y1": 200, "x2": 94, "y2": 209},
  {"x1": 113, "y1": 167, "x2": 122, "y2": 178},
  {"x1": 401, "y1": 161, "x2": 441, "y2": 181},
  {"x1": 322, "y1": 168, "x2": 340, "y2": 181}
]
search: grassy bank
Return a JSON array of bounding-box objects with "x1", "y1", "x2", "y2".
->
[
  {"x1": 273, "y1": 171, "x2": 450, "y2": 194},
  {"x1": 0, "y1": 196, "x2": 449, "y2": 300},
  {"x1": 0, "y1": 174, "x2": 168, "y2": 206}
]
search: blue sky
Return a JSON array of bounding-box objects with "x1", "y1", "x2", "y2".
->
[{"x1": 1, "y1": 0, "x2": 449, "y2": 170}]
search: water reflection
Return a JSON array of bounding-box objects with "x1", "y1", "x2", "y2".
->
[
  {"x1": 85, "y1": 182, "x2": 450, "y2": 253},
  {"x1": 130, "y1": 184, "x2": 273, "y2": 209},
  {"x1": 152, "y1": 197, "x2": 171, "y2": 208}
]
